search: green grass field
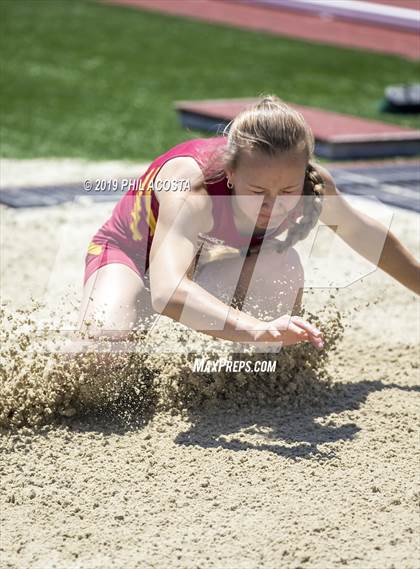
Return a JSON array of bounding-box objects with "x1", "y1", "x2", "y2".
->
[{"x1": 1, "y1": 0, "x2": 419, "y2": 161}]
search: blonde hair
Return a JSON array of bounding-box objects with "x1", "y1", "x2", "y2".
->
[{"x1": 196, "y1": 94, "x2": 325, "y2": 266}]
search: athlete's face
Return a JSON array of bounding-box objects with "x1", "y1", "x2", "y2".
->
[{"x1": 226, "y1": 149, "x2": 307, "y2": 230}]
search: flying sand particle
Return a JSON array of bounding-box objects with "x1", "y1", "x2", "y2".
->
[{"x1": 0, "y1": 296, "x2": 345, "y2": 429}]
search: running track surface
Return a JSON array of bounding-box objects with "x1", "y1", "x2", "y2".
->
[{"x1": 104, "y1": 0, "x2": 420, "y2": 60}]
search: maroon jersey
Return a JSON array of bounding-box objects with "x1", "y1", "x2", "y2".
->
[{"x1": 85, "y1": 137, "x2": 303, "y2": 285}]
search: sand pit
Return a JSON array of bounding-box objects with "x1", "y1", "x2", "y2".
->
[{"x1": 1, "y1": 159, "x2": 419, "y2": 568}]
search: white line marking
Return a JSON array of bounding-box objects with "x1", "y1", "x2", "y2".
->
[{"x1": 248, "y1": 0, "x2": 420, "y2": 31}]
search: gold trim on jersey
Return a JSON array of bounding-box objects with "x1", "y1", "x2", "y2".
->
[
  {"x1": 87, "y1": 241, "x2": 103, "y2": 255},
  {"x1": 144, "y1": 181, "x2": 157, "y2": 237},
  {"x1": 129, "y1": 166, "x2": 159, "y2": 241}
]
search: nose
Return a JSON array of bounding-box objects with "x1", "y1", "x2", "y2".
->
[
  {"x1": 260, "y1": 196, "x2": 280, "y2": 216},
  {"x1": 261, "y1": 195, "x2": 275, "y2": 209},
  {"x1": 263, "y1": 195, "x2": 289, "y2": 215}
]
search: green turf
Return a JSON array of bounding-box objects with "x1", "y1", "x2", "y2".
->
[{"x1": 1, "y1": 0, "x2": 419, "y2": 161}]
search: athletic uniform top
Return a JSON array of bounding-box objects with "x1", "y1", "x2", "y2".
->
[{"x1": 87, "y1": 136, "x2": 303, "y2": 279}]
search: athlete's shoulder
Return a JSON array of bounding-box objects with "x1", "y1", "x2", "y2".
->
[
  {"x1": 153, "y1": 157, "x2": 214, "y2": 234},
  {"x1": 155, "y1": 156, "x2": 206, "y2": 194},
  {"x1": 153, "y1": 156, "x2": 212, "y2": 221}
]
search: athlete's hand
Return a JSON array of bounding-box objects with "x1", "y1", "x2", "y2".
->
[{"x1": 254, "y1": 315, "x2": 324, "y2": 350}]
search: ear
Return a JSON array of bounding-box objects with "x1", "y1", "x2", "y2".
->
[{"x1": 224, "y1": 167, "x2": 233, "y2": 181}]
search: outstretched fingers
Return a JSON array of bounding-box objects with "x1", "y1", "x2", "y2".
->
[{"x1": 290, "y1": 316, "x2": 324, "y2": 349}]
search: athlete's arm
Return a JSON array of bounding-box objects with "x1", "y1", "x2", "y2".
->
[
  {"x1": 148, "y1": 157, "x2": 321, "y2": 346},
  {"x1": 317, "y1": 164, "x2": 420, "y2": 295}
]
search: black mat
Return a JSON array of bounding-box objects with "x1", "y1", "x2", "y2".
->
[
  {"x1": 1, "y1": 164, "x2": 419, "y2": 212},
  {"x1": 0, "y1": 180, "x2": 127, "y2": 208},
  {"x1": 329, "y1": 164, "x2": 420, "y2": 213}
]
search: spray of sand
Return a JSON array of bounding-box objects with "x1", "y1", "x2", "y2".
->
[{"x1": 0, "y1": 295, "x2": 346, "y2": 429}]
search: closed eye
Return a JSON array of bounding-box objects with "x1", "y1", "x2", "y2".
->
[{"x1": 250, "y1": 189, "x2": 295, "y2": 195}]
